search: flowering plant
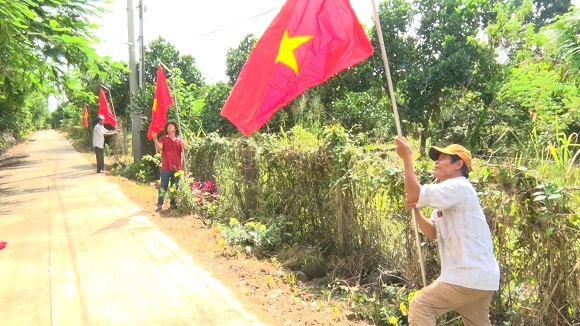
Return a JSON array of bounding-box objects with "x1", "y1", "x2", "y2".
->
[
  {"x1": 174, "y1": 176, "x2": 220, "y2": 225},
  {"x1": 379, "y1": 289, "x2": 420, "y2": 325},
  {"x1": 189, "y1": 179, "x2": 217, "y2": 205},
  {"x1": 351, "y1": 286, "x2": 420, "y2": 325},
  {"x1": 219, "y1": 217, "x2": 271, "y2": 255}
]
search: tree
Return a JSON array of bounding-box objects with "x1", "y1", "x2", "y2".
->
[
  {"x1": 544, "y1": 7, "x2": 580, "y2": 80},
  {"x1": 491, "y1": 6, "x2": 580, "y2": 147},
  {"x1": 331, "y1": 91, "x2": 394, "y2": 138},
  {"x1": 143, "y1": 37, "x2": 205, "y2": 88},
  {"x1": 369, "y1": 0, "x2": 498, "y2": 154},
  {"x1": 0, "y1": 0, "x2": 105, "y2": 138},
  {"x1": 225, "y1": 34, "x2": 257, "y2": 86},
  {"x1": 482, "y1": 2, "x2": 579, "y2": 152},
  {"x1": 198, "y1": 82, "x2": 236, "y2": 135},
  {"x1": 0, "y1": 0, "x2": 103, "y2": 87},
  {"x1": 178, "y1": 54, "x2": 205, "y2": 87},
  {"x1": 513, "y1": 0, "x2": 573, "y2": 32}
]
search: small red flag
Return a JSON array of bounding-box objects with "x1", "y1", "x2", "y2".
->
[
  {"x1": 221, "y1": 0, "x2": 373, "y2": 136},
  {"x1": 147, "y1": 65, "x2": 174, "y2": 140},
  {"x1": 98, "y1": 87, "x2": 117, "y2": 127},
  {"x1": 82, "y1": 104, "x2": 89, "y2": 128}
]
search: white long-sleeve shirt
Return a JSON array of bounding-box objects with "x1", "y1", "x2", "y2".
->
[
  {"x1": 93, "y1": 124, "x2": 113, "y2": 148},
  {"x1": 417, "y1": 176, "x2": 500, "y2": 290}
]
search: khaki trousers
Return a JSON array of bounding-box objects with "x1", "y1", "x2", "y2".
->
[{"x1": 409, "y1": 281, "x2": 494, "y2": 326}]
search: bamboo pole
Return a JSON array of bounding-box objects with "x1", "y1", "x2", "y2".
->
[{"x1": 370, "y1": 0, "x2": 427, "y2": 288}]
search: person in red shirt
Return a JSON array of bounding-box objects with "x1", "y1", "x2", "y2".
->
[{"x1": 151, "y1": 122, "x2": 187, "y2": 212}]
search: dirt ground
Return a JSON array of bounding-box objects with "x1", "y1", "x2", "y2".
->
[{"x1": 75, "y1": 146, "x2": 372, "y2": 325}]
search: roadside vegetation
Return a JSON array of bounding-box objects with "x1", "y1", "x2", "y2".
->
[{"x1": 1, "y1": 0, "x2": 579, "y2": 325}]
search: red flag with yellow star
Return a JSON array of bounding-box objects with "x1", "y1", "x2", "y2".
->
[
  {"x1": 147, "y1": 65, "x2": 174, "y2": 140},
  {"x1": 221, "y1": 0, "x2": 373, "y2": 136},
  {"x1": 98, "y1": 87, "x2": 117, "y2": 127},
  {"x1": 82, "y1": 104, "x2": 89, "y2": 128}
]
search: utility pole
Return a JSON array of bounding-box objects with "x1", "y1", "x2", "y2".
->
[
  {"x1": 138, "y1": 0, "x2": 145, "y2": 88},
  {"x1": 127, "y1": 0, "x2": 142, "y2": 161}
]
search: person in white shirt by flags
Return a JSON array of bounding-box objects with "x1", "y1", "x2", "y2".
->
[
  {"x1": 92, "y1": 114, "x2": 118, "y2": 173},
  {"x1": 395, "y1": 137, "x2": 500, "y2": 326}
]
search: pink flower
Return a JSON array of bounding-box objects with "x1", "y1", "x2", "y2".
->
[
  {"x1": 190, "y1": 180, "x2": 202, "y2": 191},
  {"x1": 196, "y1": 193, "x2": 204, "y2": 205},
  {"x1": 186, "y1": 180, "x2": 218, "y2": 207},
  {"x1": 203, "y1": 181, "x2": 216, "y2": 193}
]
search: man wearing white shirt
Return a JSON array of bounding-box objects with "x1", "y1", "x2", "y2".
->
[
  {"x1": 395, "y1": 137, "x2": 500, "y2": 326},
  {"x1": 92, "y1": 114, "x2": 118, "y2": 173}
]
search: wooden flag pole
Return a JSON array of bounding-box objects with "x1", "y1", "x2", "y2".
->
[
  {"x1": 370, "y1": 0, "x2": 427, "y2": 288},
  {"x1": 158, "y1": 62, "x2": 188, "y2": 177}
]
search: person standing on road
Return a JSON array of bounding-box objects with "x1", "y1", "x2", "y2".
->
[
  {"x1": 151, "y1": 121, "x2": 187, "y2": 212},
  {"x1": 92, "y1": 114, "x2": 118, "y2": 174},
  {"x1": 394, "y1": 136, "x2": 500, "y2": 326}
]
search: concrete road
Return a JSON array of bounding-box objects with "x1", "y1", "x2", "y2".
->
[{"x1": 0, "y1": 130, "x2": 265, "y2": 326}]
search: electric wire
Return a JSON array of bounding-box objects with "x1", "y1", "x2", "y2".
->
[
  {"x1": 100, "y1": 6, "x2": 280, "y2": 59},
  {"x1": 104, "y1": 25, "x2": 128, "y2": 58},
  {"x1": 192, "y1": 6, "x2": 282, "y2": 39}
]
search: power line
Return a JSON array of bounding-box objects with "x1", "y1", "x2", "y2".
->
[
  {"x1": 192, "y1": 6, "x2": 281, "y2": 39},
  {"x1": 105, "y1": 25, "x2": 128, "y2": 57},
  {"x1": 100, "y1": 6, "x2": 281, "y2": 56}
]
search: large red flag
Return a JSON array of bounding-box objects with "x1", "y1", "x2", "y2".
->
[
  {"x1": 147, "y1": 65, "x2": 174, "y2": 140},
  {"x1": 221, "y1": 0, "x2": 373, "y2": 136},
  {"x1": 82, "y1": 104, "x2": 89, "y2": 128},
  {"x1": 98, "y1": 87, "x2": 117, "y2": 127}
]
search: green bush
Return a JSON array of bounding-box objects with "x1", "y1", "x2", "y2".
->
[{"x1": 112, "y1": 153, "x2": 159, "y2": 183}]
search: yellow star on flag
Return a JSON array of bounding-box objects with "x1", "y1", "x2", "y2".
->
[
  {"x1": 275, "y1": 30, "x2": 312, "y2": 75},
  {"x1": 152, "y1": 99, "x2": 158, "y2": 112}
]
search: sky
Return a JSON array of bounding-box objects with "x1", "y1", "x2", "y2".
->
[{"x1": 92, "y1": 0, "x2": 377, "y2": 84}]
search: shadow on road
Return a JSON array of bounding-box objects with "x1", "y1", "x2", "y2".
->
[{"x1": 0, "y1": 154, "x2": 36, "y2": 170}]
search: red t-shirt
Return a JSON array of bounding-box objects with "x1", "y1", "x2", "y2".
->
[{"x1": 159, "y1": 135, "x2": 184, "y2": 171}]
